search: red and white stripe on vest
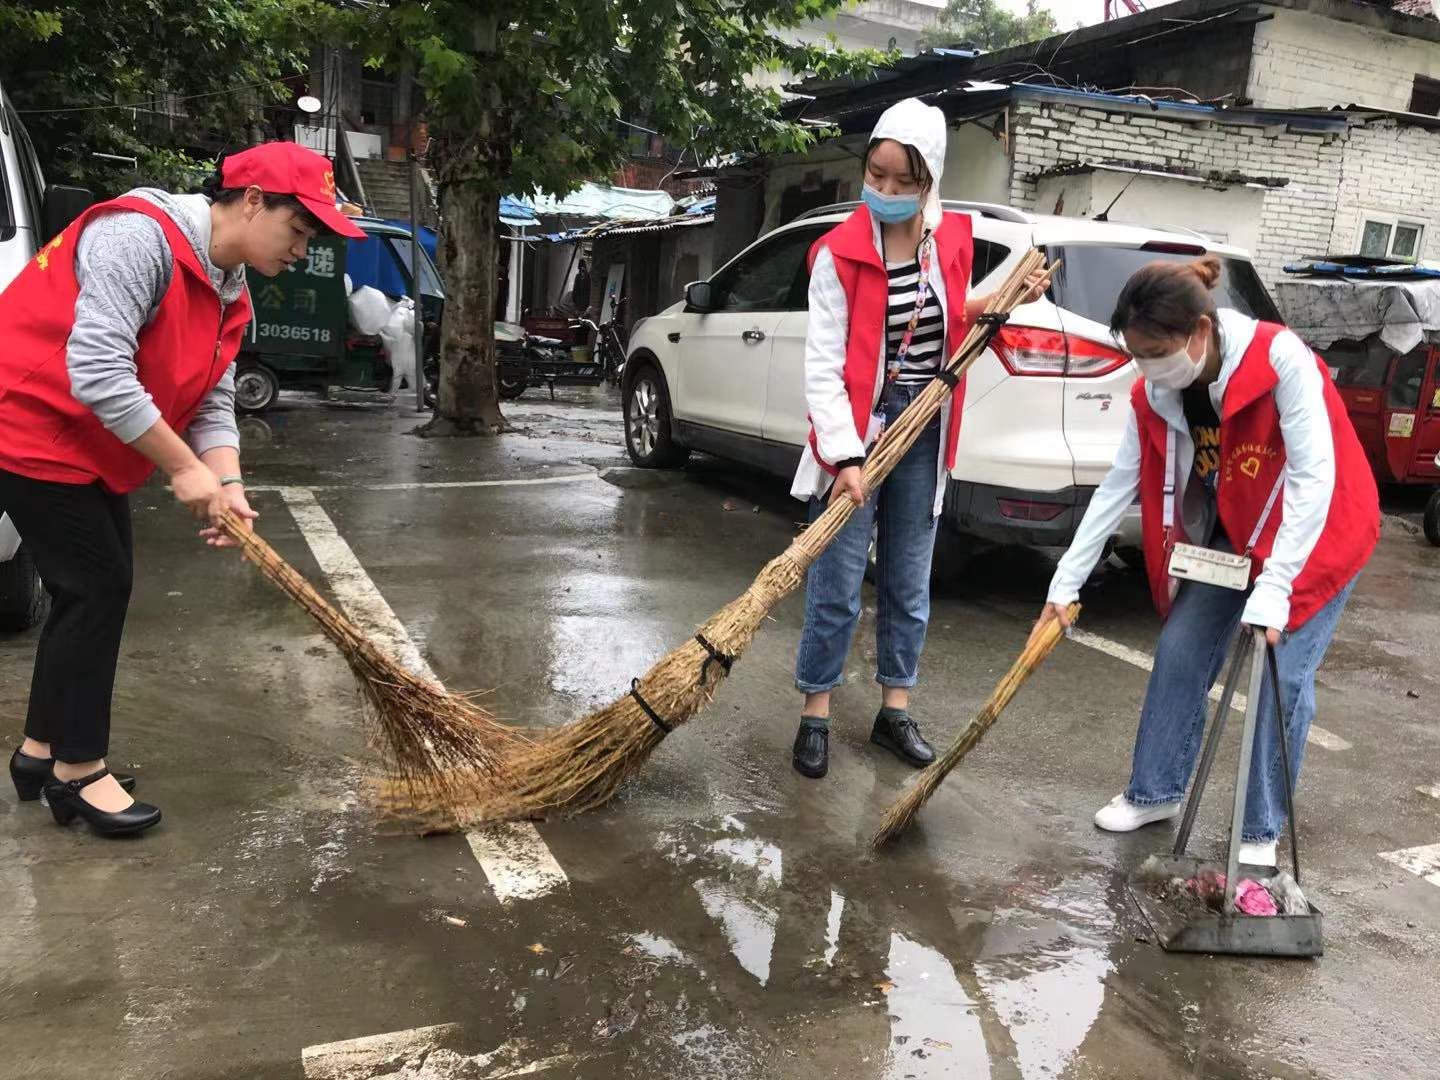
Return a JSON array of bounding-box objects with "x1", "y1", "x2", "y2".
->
[
  {"x1": 1132, "y1": 321, "x2": 1379, "y2": 630},
  {"x1": 803, "y1": 204, "x2": 973, "y2": 475},
  {"x1": 0, "y1": 196, "x2": 253, "y2": 494}
]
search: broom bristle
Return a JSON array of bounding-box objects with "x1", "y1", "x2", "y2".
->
[
  {"x1": 414, "y1": 563, "x2": 798, "y2": 824},
  {"x1": 871, "y1": 603, "x2": 1079, "y2": 847},
  {"x1": 220, "y1": 511, "x2": 529, "y2": 808},
  {"x1": 419, "y1": 252, "x2": 1058, "y2": 825}
]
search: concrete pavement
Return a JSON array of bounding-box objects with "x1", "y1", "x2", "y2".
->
[{"x1": 2, "y1": 387, "x2": 1437, "y2": 1079}]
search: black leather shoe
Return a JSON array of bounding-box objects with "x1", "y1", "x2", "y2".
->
[
  {"x1": 870, "y1": 708, "x2": 935, "y2": 768},
  {"x1": 9, "y1": 748, "x2": 134, "y2": 801},
  {"x1": 792, "y1": 718, "x2": 830, "y2": 779},
  {"x1": 43, "y1": 769, "x2": 160, "y2": 837}
]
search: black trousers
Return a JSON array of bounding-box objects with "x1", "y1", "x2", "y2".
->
[{"x1": 0, "y1": 468, "x2": 132, "y2": 762}]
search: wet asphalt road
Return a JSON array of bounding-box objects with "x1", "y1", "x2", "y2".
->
[{"x1": 1, "y1": 386, "x2": 1437, "y2": 1080}]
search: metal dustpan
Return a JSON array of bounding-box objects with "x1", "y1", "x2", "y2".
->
[{"x1": 1127, "y1": 629, "x2": 1323, "y2": 958}]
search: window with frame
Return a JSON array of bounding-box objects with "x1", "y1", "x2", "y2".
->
[
  {"x1": 1358, "y1": 212, "x2": 1425, "y2": 263},
  {"x1": 708, "y1": 227, "x2": 825, "y2": 313},
  {"x1": 359, "y1": 74, "x2": 397, "y2": 128}
]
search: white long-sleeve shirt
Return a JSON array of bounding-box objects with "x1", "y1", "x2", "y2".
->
[
  {"x1": 790, "y1": 217, "x2": 955, "y2": 517},
  {"x1": 1046, "y1": 309, "x2": 1336, "y2": 631}
]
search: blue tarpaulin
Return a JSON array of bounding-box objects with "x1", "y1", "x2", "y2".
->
[
  {"x1": 346, "y1": 222, "x2": 438, "y2": 299},
  {"x1": 500, "y1": 195, "x2": 540, "y2": 226}
]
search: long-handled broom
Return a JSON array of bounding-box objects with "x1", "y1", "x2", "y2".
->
[
  {"x1": 871, "y1": 602, "x2": 1079, "y2": 847},
  {"x1": 216, "y1": 511, "x2": 526, "y2": 801},
  {"x1": 451, "y1": 248, "x2": 1056, "y2": 825}
]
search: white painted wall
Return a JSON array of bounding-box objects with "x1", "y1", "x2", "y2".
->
[
  {"x1": 1032, "y1": 172, "x2": 1267, "y2": 254},
  {"x1": 760, "y1": 114, "x2": 1011, "y2": 234},
  {"x1": 942, "y1": 117, "x2": 1012, "y2": 205},
  {"x1": 1249, "y1": 8, "x2": 1440, "y2": 111}
]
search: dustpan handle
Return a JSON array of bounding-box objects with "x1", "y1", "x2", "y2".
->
[{"x1": 1266, "y1": 640, "x2": 1302, "y2": 886}]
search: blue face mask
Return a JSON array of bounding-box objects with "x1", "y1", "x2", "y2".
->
[{"x1": 862, "y1": 184, "x2": 920, "y2": 224}]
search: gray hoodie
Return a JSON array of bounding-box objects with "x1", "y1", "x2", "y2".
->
[{"x1": 67, "y1": 188, "x2": 248, "y2": 455}]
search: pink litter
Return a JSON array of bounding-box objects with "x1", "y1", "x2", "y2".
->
[{"x1": 1234, "y1": 878, "x2": 1279, "y2": 917}]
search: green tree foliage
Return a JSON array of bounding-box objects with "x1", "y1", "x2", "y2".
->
[
  {"x1": 0, "y1": 0, "x2": 331, "y2": 194},
  {"x1": 920, "y1": 0, "x2": 1059, "y2": 52},
  {"x1": 357, "y1": 1, "x2": 886, "y2": 433}
]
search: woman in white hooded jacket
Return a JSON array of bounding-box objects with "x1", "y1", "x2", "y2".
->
[{"x1": 789, "y1": 98, "x2": 1046, "y2": 780}]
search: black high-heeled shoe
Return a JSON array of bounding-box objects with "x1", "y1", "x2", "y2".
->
[
  {"x1": 43, "y1": 769, "x2": 160, "y2": 837},
  {"x1": 9, "y1": 748, "x2": 135, "y2": 801}
]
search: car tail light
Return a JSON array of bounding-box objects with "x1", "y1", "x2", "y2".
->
[
  {"x1": 997, "y1": 498, "x2": 1068, "y2": 522},
  {"x1": 991, "y1": 326, "x2": 1131, "y2": 378}
]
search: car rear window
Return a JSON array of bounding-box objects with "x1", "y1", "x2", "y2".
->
[{"x1": 1048, "y1": 245, "x2": 1282, "y2": 327}]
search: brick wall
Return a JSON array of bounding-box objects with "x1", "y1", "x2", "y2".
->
[
  {"x1": 1007, "y1": 99, "x2": 1346, "y2": 286},
  {"x1": 1329, "y1": 119, "x2": 1440, "y2": 261},
  {"x1": 1249, "y1": 8, "x2": 1440, "y2": 111}
]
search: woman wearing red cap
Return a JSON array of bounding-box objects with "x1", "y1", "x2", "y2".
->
[{"x1": 0, "y1": 141, "x2": 363, "y2": 838}]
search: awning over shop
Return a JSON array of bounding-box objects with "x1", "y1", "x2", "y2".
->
[
  {"x1": 500, "y1": 196, "x2": 540, "y2": 226},
  {"x1": 512, "y1": 182, "x2": 675, "y2": 221}
]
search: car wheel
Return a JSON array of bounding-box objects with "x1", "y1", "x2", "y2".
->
[
  {"x1": 624, "y1": 363, "x2": 689, "y2": 468},
  {"x1": 1425, "y1": 490, "x2": 1440, "y2": 547},
  {"x1": 235, "y1": 365, "x2": 279, "y2": 414},
  {"x1": 0, "y1": 544, "x2": 49, "y2": 632}
]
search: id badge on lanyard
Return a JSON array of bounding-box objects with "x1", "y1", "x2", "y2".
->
[
  {"x1": 1162, "y1": 426, "x2": 1285, "y2": 591},
  {"x1": 870, "y1": 236, "x2": 934, "y2": 441}
]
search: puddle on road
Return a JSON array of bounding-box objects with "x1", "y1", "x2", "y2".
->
[
  {"x1": 883, "y1": 932, "x2": 991, "y2": 1080},
  {"x1": 635, "y1": 812, "x2": 1296, "y2": 1079}
]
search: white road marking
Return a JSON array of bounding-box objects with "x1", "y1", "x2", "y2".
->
[
  {"x1": 279, "y1": 487, "x2": 567, "y2": 903},
  {"x1": 302, "y1": 1025, "x2": 579, "y2": 1079},
  {"x1": 1067, "y1": 627, "x2": 1349, "y2": 751},
  {"x1": 1418, "y1": 784, "x2": 1440, "y2": 800},
  {"x1": 303, "y1": 1024, "x2": 458, "y2": 1079},
  {"x1": 1379, "y1": 843, "x2": 1440, "y2": 889},
  {"x1": 255, "y1": 472, "x2": 602, "y2": 495}
]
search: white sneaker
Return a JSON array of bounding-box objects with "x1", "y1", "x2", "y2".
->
[
  {"x1": 1238, "y1": 840, "x2": 1278, "y2": 867},
  {"x1": 1093, "y1": 794, "x2": 1181, "y2": 832}
]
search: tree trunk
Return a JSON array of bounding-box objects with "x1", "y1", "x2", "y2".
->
[
  {"x1": 416, "y1": 9, "x2": 509, "y2": 438},
  {"x1": 419, "y1": 179, "x2": 507, "y2": 436}
]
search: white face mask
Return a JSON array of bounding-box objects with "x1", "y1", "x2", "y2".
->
[{"x1": 1124, "y1": 329, "x2": 1207, "y2": 390}]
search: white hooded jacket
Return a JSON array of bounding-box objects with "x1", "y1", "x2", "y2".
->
[{"x1": 790, "y1": 98, "x2": 957, "y2": 518}]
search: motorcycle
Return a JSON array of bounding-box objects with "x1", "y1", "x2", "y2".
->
[{"x1": 421, "y1": 321, "x2": 603, "y2": 407}]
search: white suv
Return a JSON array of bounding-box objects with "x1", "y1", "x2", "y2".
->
[{"x1": 621, "y1": 200, "x2": 1282, "y2": 549}]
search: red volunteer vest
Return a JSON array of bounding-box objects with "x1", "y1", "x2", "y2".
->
[
  {"x1": 1133, "y1": 322, "x2": 1379, "y2": 630},
  {"x1": 805, "y1": 205, "x2": 973, "y2": 474},
  {"x1": 0, "y1": 196, "x2": 253, "y2": 494}
]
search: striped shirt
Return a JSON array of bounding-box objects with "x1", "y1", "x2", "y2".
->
[{"x1": 885, "y1": 258, "x2": 945, "y2": 383}]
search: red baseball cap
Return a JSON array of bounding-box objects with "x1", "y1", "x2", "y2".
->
[{"x1": 220, "y1": 142, "x2": 366, "y2": 238}]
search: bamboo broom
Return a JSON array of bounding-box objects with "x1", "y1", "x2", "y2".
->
[
  {"x1": 871, "y1": 602, "x2": 1080, "y2": 848},
  {"x1": 217, "y1": 511, "x2": 527, "y2": 802},
  {"x1": 448, "y1": 248, "x2": 1056, "y2": 825}
]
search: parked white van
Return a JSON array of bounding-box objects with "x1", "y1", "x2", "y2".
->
[{"x1": 0, "y1": 80, "x2": 93, "y2": 629}]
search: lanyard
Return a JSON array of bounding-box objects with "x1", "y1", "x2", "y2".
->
[
  {"x1": 1164, "y1": 427, "x2": 1285, "y2": 553},
  {"x1": 885, "y1": 235, "x2": 934, "y2": 386}
]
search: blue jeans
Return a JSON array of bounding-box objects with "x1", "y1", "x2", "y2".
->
[
  {"x1": 1125, "y1": 572, "x2": 1357, "y2": 842},
  {"x1": 795, "y1": 382, "x2": 941, "y2": 694}
]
